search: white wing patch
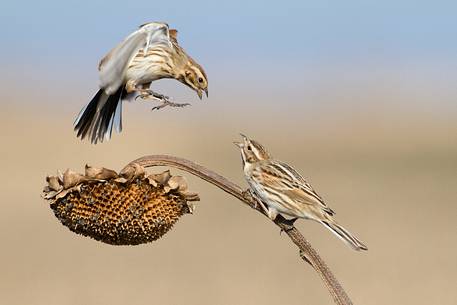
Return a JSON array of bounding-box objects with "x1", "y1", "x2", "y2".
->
[{"x1": 98, "y1": 22, "x2": 172, "y2": 95}]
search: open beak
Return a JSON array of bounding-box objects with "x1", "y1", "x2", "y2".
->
[
  {"x1": 233, "y1": 141, "x2": 243, "y2": 148},
  {"x1": 197, "y1": 89, "x2": 203, "y2": 100},
  {"x1": 204, "y1": 88, "x2": 208, "y2": 98},
  {"x1": 239, "y1": 133, "x2": 249, "y2": 145}
]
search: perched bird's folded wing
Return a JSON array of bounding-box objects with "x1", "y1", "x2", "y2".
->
[
  {"x1": 261, "y1": 161, "x2": 333, "y2": 214},
  {"x1": 98, "y1": 22, "x2": 172, "y2": 95}
]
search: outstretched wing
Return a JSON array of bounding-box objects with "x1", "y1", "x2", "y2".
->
[
  {"x1": 169, "y1": 29, "x2": 178, "y2": 44},
  {"x1": 98, "y1": 22, "x2": 172, "y2": 95}
]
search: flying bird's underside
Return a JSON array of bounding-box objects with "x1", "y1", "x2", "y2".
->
[{"x1": 74, "y1": 21, "x2": 209, "y2": 144}]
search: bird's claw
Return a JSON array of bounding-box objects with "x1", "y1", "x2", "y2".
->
[
  {"x1": 151, "y1": 92, "x2": 170, "y2": 100},
  {"x1": 279, "y1": 217, "x2": 298, "y2": 235},
  {"x1": 151, "y1": 100, "x2": 191, "y2": 111},
  {"x1": 135, "y1": 94, "x2": 148, "y2": 101},
  {"x1": 135, "y1": 90, "x2": 190, "y2": 111},
  {"x1": 242, "y1": 189, "x2": 259, "y2": 209},
  {"x1": 135, "y1": 90, "x2": 169, "y2": 101}
]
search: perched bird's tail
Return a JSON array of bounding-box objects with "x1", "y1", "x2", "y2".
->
[
  {"x1": 74, "y1": 87, "x2": 125, "y2": 144},
  {"x1": 321, "y1": 220, "x2": 368, "y2": 251}
]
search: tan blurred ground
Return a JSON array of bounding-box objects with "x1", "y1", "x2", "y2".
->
[{"x1": 0, "y1": 82, "x2": 456, "y2": 305}]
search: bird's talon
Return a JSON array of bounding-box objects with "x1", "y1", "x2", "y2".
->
[
  {"x1": 278, "y1": 217, "x2": 297, "y2": 235},
  {"x1": 279, "y1": 226, "x2": 294, "y2": 235},
  {"x1": 151, "y1": 100, "x2": 190, "y2": 111},
  {"x1": 135, "y1": 94, "x2": 147, "y2": 101},
  {"x1": 136, "y1": 90, "x2": 170, "y2": 102},
  {"x1": 152, "y1": 93, "x2": 169, "y2": 100}
]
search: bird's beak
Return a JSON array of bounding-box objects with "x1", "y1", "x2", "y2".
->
[
  {"x1": 197, "y1": 89, "x2": 203, "y2": 100},
  {"x1": 204, "y1": 88, "x2": 208, "y2": 98},
  {"x1": 233, "y1": 141, "x2": 243, "y2": 148},
  {"x1": 239, "y1": 133, "x2": 249, "y2": 145}
]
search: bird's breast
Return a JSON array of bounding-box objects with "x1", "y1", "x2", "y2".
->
[{"x1": 125, "y1": 50, "x2": 174, "y2": 83}]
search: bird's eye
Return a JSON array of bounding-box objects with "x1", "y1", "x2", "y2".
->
[
  {"x1": 247, "y1": 146, "x2": 252, "y2": 151},
  {"x1": 198, "y1": 77, "x2": 203, "y2": 83}
]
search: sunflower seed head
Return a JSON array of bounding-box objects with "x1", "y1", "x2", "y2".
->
[{"x1": 43, "y1": 165, "x2": 199, "y2": 245}]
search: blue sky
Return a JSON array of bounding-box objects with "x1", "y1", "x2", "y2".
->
[
  {"x1": 2, "y1": 0, "x2": 457, "y2": 65},
  {"x1": 2, "y1": 0, "x2": 456, "y2": 110}
]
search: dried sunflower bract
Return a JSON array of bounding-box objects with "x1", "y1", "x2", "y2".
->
[{"x1": 42, "y1": 164, "x2": 199, "y2": 245}]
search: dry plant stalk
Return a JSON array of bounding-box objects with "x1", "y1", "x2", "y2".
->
[{"x1": 43, "y1": 155, "x2": 353, "y2": 305}]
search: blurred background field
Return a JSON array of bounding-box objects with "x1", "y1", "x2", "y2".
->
[{"x1": 1, "y1": 1, "x2": 456, "y2": 305}]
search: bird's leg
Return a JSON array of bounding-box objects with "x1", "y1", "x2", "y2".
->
[
  {"x1": 150, "y1": 99, "x2": 191, "y2": 111},
  {"x1": 132, "y1": 82, "x2": 169, "y2": 101},
  {"x1": 150, "y1": 91, "x2": 169, "y2": 100},
  {"x1": 267, "y1": 208, "x2": 278, "y2": 221},
  {"x1": 242, "y1": 189, "x2": 258, "y2": 208},
  {"x1": 279, "y1": 217, "x2": 298, "y2": 232},
  {"x1": 130, "y1": 82, "x2": 190, "y2": 110},
  {"x1": 244, "y1": 189, "x2": 296, "y2": 234},
  {"x1": 278, "y1": 216, "x2": 298, "y2": 235},
  {"x1": 245, "y1": 189, "x2": 271, "y2": 217}
]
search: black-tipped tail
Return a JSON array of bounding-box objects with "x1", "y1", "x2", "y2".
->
[
  {"x1": 322, "y1": 220, "x2": 368, "y2": 251},
  {"x1": 74, "y1": 88, "x2": 125, "y2": 144}
]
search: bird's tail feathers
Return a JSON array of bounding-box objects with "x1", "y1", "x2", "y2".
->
[
  {"x1": 321, "y1": 220, "x2": 368, "y2": 251},
  {"x1": 74, "y1": 87, "x2": 125, "y2": 144}
]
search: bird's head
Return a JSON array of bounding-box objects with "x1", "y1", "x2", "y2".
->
[
  {"x1": 234, "y1": 134, "x2": 271, "y2": 166},
  {"x1": 182, "y1": 62, "x2": 208, "y2": 99}
]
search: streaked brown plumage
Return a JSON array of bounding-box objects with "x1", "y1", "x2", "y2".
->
[
  {"x1": 235, "y1": 134, "x2": 368, "y2": 251},
  {"x1": 74, "y1": 23, "x2": 208, "y2": 144}
]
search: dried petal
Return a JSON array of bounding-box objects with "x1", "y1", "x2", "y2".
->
[
  {"x1": 46, "y1": 175, "x2": 62, "y2": 191},
  {"x1": 164, "y1": 176, "x2": 188, "y2": 193},
  {"x1": 149, "y1": 170, "x2": 171, "y2": 186},
  {"x1": 119, "y1": 163, "x2": 145, "y2": 180},
  {"x1": 85, "y1": 164, "x2": 118, "y2": 180},
  {"x1": 146, "y1": 175, "x2": 158, "y2": 187},
  {"x1": 187, "y1": 202, "x2": 196, "y2": 214},
  {"x1": 43, "y1": 190, "x2": 58, "y2": 200},
  {"x1": 55, "y1": 170, "x2": 64, "y2": 185},
  {"x1": 55, "y1": 184, "x2": 82, "y2": 200},
  {"x1": 182, "y1": 192, "x2": 200, "y2": 201},
  {"x1": 114, "y1": 177, "x2": 128, "y2": 184},
  {"x1": 63, "y1": 169, "x2": 87, "y2": 189}
]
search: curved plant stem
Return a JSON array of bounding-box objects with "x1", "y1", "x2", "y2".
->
[{"x1": 121, "y1": 155, "x2": 353, "y2": 305}]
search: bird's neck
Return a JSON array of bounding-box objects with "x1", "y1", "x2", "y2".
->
[
  {"x1": 243, "y1": 160, "x2": 257, "y2": 175},
  {"x1": 169, "y1": 45, "x2": 192, "y2": 79}
]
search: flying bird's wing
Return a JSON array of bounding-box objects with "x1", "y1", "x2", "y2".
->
[
  {"x1": 98, "y1": 22, "x2": 172, "y2": 95},
  {"x1": 169, "y1": 29, "x2": 178, "y2": 44}
]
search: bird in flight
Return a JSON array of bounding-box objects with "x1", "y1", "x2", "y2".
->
[
  {"x1": 74, "y1": 22, "x2": 208, "y2": 144},
  {"x1": 235, "y1": 134, "x2": 368, "y2": 251}
]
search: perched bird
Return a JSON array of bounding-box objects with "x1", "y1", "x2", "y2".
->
[
  {"x1": 74, "y1": 22, "x2": 208, "y2": 144},
  {"x1": 234, "y1": 134, "x2": 367, "y2": 251}
]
